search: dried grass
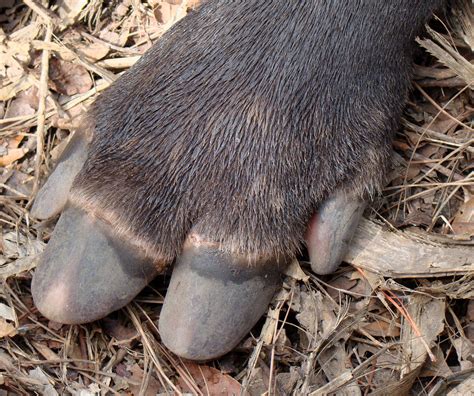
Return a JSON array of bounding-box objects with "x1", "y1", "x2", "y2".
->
[{"x1": 0, "y1": 0, "x2": 472, "y2": 395}]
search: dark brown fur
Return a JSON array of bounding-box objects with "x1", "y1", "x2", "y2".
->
[{"x1": 70, "y1": 0, "x2": 446, "y2": 263}]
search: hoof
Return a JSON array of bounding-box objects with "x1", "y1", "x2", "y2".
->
[
  {"x1": 159, "y1": 237, "x2": 284, "y2": 361},
  {"x1": 31, "y1": 131, "x2": 88, "y2": 220},
  {"x1": 306, "y1": 191, "x2": 365, "y2": 275},
  {"x1": 32, "y1": 205, "x2": 160, "y2": 324}
]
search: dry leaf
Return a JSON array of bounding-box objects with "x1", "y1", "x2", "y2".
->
[
  {"x1": 0, "y1": 303, "x2": 15, "y2": 322},
  {"x1": 0, "y1": 318, "x2": 17, "y2": 338},
  {"x1": 452, "y1": 336, "x2": 474, "y2": 370},
  {"x1": 275, "y1": 367, "x2": 301, "y2": 395},
  {"x1": 49, "y1": 58, "x2": 93, "y2": 95},
  {"x1": 360, "y1": 319, "x2": 400, "y2": 337},
  {"x1": 447, "y1": 376, "x2": 474, "y2": 396},
  {"x1": 178, "y1": 362, "x2": 243, "y2": 395},
  {"x1": 5, "y1": 86, "x2": 38, "y2": 118},
  {"x1": 397, "y1": 295, "x2": 446, "y2": 393},
  {"x1": 31, "y1": 341, "x2": 60, "y2": 361},
  {"x1": 127, "y1": 364, "x2": 164, "y2": 396},
  {"x1": 420, "y1": 345, "x2": 453, "y2": 378},
  {"x1": 317, "y1": 342, "x2": 361, "y2": 396},
  {"x1": 2, "y1": 231, "x2": 45, "y2": 259},
  {"x1": 0, "y1": 76, "x2": 32, "y2": 101},
  {"x1": 5, "y1": 170, "x2": 32, "y2": 197},
  {"x1": 284, "y1": 259, "x2": 309, "y2": 281},
  {"x1": 56, "y1": 0, "x2": 88, "y2": 25},
  {"x1": 102, "y1": 317, "x2": 138, "y2": 342},
  {"x1": 0, "y1": 256, "x2": 39, "y2": 279},
  {"x1": 28, "y1": 367, "x2": 58, "y2": 396},
  {"x1": 77, "y1": 42, "x2": 109, "y2": 62},
  {"x1": 154, "y1": 1, "x2": 188, "y2": 25},
  {"x1": 452, "y1": 196, "x2": 474, "y2": 237},
  {"x1": 0, "y1": 147, "x2": 28, "y2": 166}
]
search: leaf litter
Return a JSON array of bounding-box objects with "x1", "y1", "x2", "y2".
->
[{"x1": 0, "y1": 0, "x2": 473, "y2": 395}]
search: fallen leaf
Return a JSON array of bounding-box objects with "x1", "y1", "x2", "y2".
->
[
  {"x1": 2, "y1": 231, "x2": 45, "y2": 259},
  {"x1": 399, "y1": 295, "x2": 446, "y2": 392},
  {"x1": 153, "y1": 2, "x2": 183, "y2": 24},
  {"x1": 5, "y1": 134, "x2": 23, "y2": 149},
  {"x1": 127, "y1": 364, "x2": 164, "y2": 396},
  {"x1": 0, "y1": 147, "x2": 28, "y2": 166},
  {"x1": 284, "y1": 259, "x2": 309, "y2": 281},
  {"x1": 275, "y1": 367, "x2": 301, "y2": 395},
  {"x1": 49, "y1": 58, "x2": 93, "y2": 95},
  {"x1": 56, "y1": 0, "x2": 88, "y2": 25},
  {"x1": 420, "y1": 345, "x2": 453, "y2": 378},
  {"x1": 0, "y1": 76, "x2": 32, "y2": 101},
  {"x1": 0, "y1": 255, "x2": 39, "y2": 279},
  {"x1": 28, "y1": 367, "x2": 59, "y2": 396},
  {"x1": 0, "y1": 318, "x2": 17, "y2": 338},
  {"x1": 359, "y1": 319, "x2": 400, "y2": 337},
  {"x1": 77, "y1": 42, "x2": 110, "y2": 62},
  {"x1": 5, "y1": 169, "x2": 33, "y2": 196},
  {"x1": 452, "y1": 336, "x2": 473, "y2": 370},
  {"x1": 102, "y1": 317, "x2": 138, "y2": 342},
  {"x1": 178, "y1": 362, "x2": 243, "y2": 395},
  {"x1": 447, "y1": 376, "x2": 474, "y2": 396},
  {"x1": 4, "y1": 86, "x2": 38, "y2": 118},
  {"x1": 0, "y1": 303, "x2": 15, "y2": 322},
  {"x1": 317, "y1": 341, "x2": 362, "y2": 396},
  {"x1": 452, "y1": 196, "x2": 474, "y2": 237},
  {"x1": 31, "y1": 341, "x2": 60, "y2": 361}
]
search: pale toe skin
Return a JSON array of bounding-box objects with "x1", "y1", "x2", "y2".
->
[
  {"x1": 32, "y1": 205, "x2": 160, "y2": 324},
  {"x1": 159, "y1": 239, "x2": 285, "y2": 361},
  {"x1": 305, "y1": 191, "x2": 366, "y2": 275}
]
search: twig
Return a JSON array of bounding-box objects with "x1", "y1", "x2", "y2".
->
[
  {"x1": 29, "y1": 23, "x2": 53, "y2": 205},
  {"x1": 22, "y1": 0, "x2": 66, "y2": 29},
  {"x1": 383, "y1": 291, "x2": 436, "y2": 362},
  {"x1": 414, "y1": 82, "x2": 473, "y2": 132}
]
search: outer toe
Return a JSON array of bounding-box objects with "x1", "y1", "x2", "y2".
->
[
  {"x1": 32, "y1": 205, "x2": 160, "y2": 324},
  {"x1": 31, "y1": 131, "x2": 88, "y2": 220},
  {"x1": 306, "y1": 191, "x2": 366, "y2": 275}
]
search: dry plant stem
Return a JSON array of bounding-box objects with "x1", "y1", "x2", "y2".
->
[
  {"x1": 267, "y1": 289, "x2": 291, "y2": 396},
  {"x1": 61, "y1": 42, "x2": 117, "y2": 83},
  {"x1": 0, "y1": 79, "x2": 111, "y2": 129},
  {"x1": 403, "y1": 119, "x2": 473, "y2": 147},
  {"x1": 410, "y1": 152, "x2": 464, "y2": 181},
  {"x1": 80, "y1": 31, "x2": 142, "y2": 54},
  {"x1": 242, "y1": 288, "x2": 291, "y2": 392},
  {"x1": 30, "y1": 23, "x2": 53, "y2": 203},
  {"x1": 126, "y1": 306, "x2": 181, "y2": 395},
  {"x1": 383, "y1": 290, "x2": 436, "y2": 362},
  {"x1": 22, "y1": 0, "x2": 64, "y2": 28},
  {"x1": 414, "y1": 82, "x2": 474, "y2": 132},
  {"x1": 133, "y1": 304, "x2": 202, "y2": 395},
  {"x1": 428, "y1": 163, "x2": 464, "y2": 232},
  {"x1": 396, "y1": 83, "x2": 473, "y2": 220}
]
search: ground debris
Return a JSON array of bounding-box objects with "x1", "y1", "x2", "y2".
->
[{"x1": 0, "y1": 0, "x2": 472, "y2": 394}]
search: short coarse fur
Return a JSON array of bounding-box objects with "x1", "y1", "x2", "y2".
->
[{"x1": 71, "y1": 0, "x2": 446, "y2": 263}]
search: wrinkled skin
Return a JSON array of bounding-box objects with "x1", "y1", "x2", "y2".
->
[{"x1": 31, "y1": 0, "x2": 445, "y2": 361}]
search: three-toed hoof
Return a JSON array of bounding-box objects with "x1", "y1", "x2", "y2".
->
[
  {"x1": 32, "y1": 205, "x2": 160, "y2": 324},
  {"x1": 159, "y1": 237, "x2": 285, "y2": 361}
]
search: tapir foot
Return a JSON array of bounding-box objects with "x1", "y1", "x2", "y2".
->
[
  {"x1": 31, "y1": 125, "x2": 365, "y2": 357},
  {"x1": 31, "y1": 205, "x2": 162, "y2": 324}
]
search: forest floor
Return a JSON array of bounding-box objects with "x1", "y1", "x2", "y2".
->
[{"x1": 0, "y1": 0, "x2": 473, "y2": 395}]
